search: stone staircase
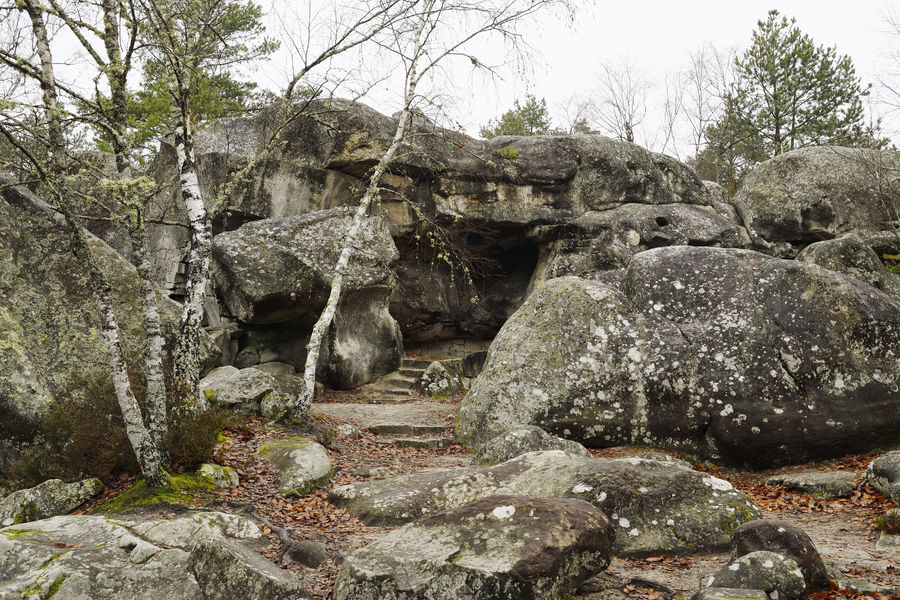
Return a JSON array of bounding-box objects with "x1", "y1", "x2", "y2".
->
[{"x1": 357, "y1": 357, "x2": 431, "y2": 401}]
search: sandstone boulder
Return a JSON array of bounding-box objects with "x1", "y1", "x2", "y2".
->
[
  {"x1": 731, "y1": 519, "x2": 829, "y2": 590},
  {"x1": 200, "y1": 366, "x2": 279, "y2": 415},
  {"x1": 473, "y1": 425, "x2": 591, "y2": 465},
  {"x1": 333, "y1": 495, "x2": 613, "y2": 600},
  {"x1": 457, "y1": 247, "x2": 900, "y2": 467},
  {"x1": 0, "y1": 512, "x2": 306, "y2": 599},
  {"x1": 330, "y1": 450, "x2": 759, "y2": 556},
  {"x1": 866, "y1": 451, "x2": 900, "y2": 504},
  {"x1": 705, "y1": 551, "x2": 806, "y2": 600},
  {"x1": 0, "y1": 179, "x2": 215, "y2": 476},
  {"x1": 211, "y1": 208, "x2": 402, "y2": 388},
  {"x1": 258, "y1": 438, "x2": 333, "y2": 496},
  {"x1": 796, "y1": 233, "x2": 900, "y2": 302},
  {"x1": 0, "y1": 479, "x2": 103, "y2": 527},
  {"x1": 733, "y1": 147, "x2": 900, "y2": 257}
]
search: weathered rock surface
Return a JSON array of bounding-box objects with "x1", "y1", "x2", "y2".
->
[
  {"x1": 731, "y1": 519, "x2": 829, "y2": 590},
  {"x1": 330, "y1": 450, "x2": 759, "y2": 556},
  {"x1": 0, "y1": 179, "x2": 216, "y2": 476},
  {"x1": 797, "y1": 234, "x2": 900, "y2": 302},
  {"x1": 0, "y1": 479, "x2": 103, "y2": 527},
  {"x1": 733, "y1": 146, "x2": 900, "y2": 257},
  {"x1": 765, "y1": 471, "x2": 857, "y2": 499},
  {"x1": 473, "y1": 425, "x2": 591, "y2": 465},
  {"x1": 197, "y1": 464, "x2": 240, "y2": 490},
  {"x1": 211, "y1": 208, "x2": 403, "y2": 388},
  {"x1": 417, "y1": 361, "x2": 463, "y2": 397},
  {"x1": 258, "y1": 438, "x2": 333, "y2": 496},
  {"x1": 332, "y1": 495, "x2": 614, "y2": 600},
  {"x1": 200, "y1": 366, "x2": 279, "y2": 415},
  {"x1": 866, "y1": 451, "x2": 900, "y2": 504},
  {"x1": 143, "y1": 99, "x2": 745, "y2": 346},
  {"x1": 705, "y1": 551, "x2": 806, "y2": 600},
  {"x1": 693, "y1": 588, "x2": 769, "y2": 600},
  {"x1": 0, "y1": 511, "x2": 307, "y2": 599},
  {"x1": 457, "y1": 247, "x2": 900, "y2": 467}
]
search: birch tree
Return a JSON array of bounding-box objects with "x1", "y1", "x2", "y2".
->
[{"x1": 289, "y1": 0, "x2": 574, "y2": 420}]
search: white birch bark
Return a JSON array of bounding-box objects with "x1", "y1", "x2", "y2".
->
[
  {"x1": 290, "y1": 3, "x2": 433, "y2": 420},
  {"x1": 132, "y1": 222, "x2": 169, "y2": 456},
  {"x1": 172, "y1": 107, "x2": 212, "y2": 413},
  {"x1": 61, "y1": 199, "x2": 167, "y2": 488}
]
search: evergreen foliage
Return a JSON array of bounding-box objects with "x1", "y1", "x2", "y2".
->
[{"x1": 480, "y1": 94, "x2": 556, "y2": 138}]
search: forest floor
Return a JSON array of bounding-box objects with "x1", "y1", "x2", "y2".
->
[{"x1": 83, "y1": 390, "x2": 900, "y2": 600}]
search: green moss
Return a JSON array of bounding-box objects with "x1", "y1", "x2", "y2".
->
[
  {"x1": 95, "y1": 474, "x2": 216, "y2": 513},
  {"x1": 492, "y1": 146, "x2": 519, "y2": 160},
  {"x1": 45, "y1": 574, "x2": 68, "y2": 598},
  {"x1": 1, "y1": 528, "x2": 35, "y2": 540}
]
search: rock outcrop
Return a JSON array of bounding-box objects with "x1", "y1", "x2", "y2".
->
[
  {"x1": 211, "y1": 208, "x2": 403, "y2": 388},
  {"x1": 0, "y1": 511, "x2": 307, "y2": 599},
  {"x1": 330, "y1": 450, "x2": 760, "y2": 556},
  {"x1": 333, "y1": 495, "x2": 614, "y2": 600},
  {"x1": 0, "y1": 179, "x2": 215, "y2": 476},
  {"x1": 733, "y1": 146, "x2": 900, "y2": 257},
  {"x1": 457, "y1": 246, "x2": 900, "y2": 467}
]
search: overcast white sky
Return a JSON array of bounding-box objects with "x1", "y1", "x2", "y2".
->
[{"x1": 260, "y1": 1, "x2": 900, "y2": 156}]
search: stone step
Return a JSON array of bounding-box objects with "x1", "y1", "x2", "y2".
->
[
  {"x1": 375, "y1": 437, "x2": 454, "y2": 449},
  {"x1": 368, "y1": 423, "x2": 448, "y2": 436},
  {"x1": 398, "y1": 368, "x2": 425, "y2": 379},
  {"x1": 357, "y1": 395, "x2": 419, "y2": 404},
  {"x1": 381, "y1": 375, "x2": 418, "y2": 389},
  {"x1": 401, "y1": 359, "x2": 432, "y2": 369}
]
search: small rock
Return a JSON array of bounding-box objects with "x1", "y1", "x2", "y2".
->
[
  {"x1": 866, "y1": 451, "x2": 900, "y2": 504},
  {"x1": 258, "y1": 438, "x2": 333, "y2": 496},
  {"x1": 876, "y1": 532, "x2": 900, "y2": 551},
  {"x1": 336, "y1": 424, "x2": 360, "y2": 437},
  {"x1": 285, "y1": 540, "x2": 328, "y2": 568},
  {"x1": 474, "y1": 424, "x2": 591, "y2": 465},
  {"x1": 731, "y1": 519, "x2": 829, "y2": 590},
  {"x1": 883, "y1": 508, "x2": 900, "y2": 535},
  {"x1": 348, "y1": 466, "x2": 388, "y2": 478},
  {"x1": 200, "y1": 366, "x2": 278, "y2": 415},
  {"x1": 416, "y1": 361, "x2": 462, "y2": 397},
  {"x1": 197, "y1": 464, "x2": 240, "y2": 490},
  {"x1": 234, "y1": 346, "x2": 260, "y2": 368},
  {"x1": 765, "y1": 471, "x2": 856, "y2": 498},
  {"x1": 706, "y1": 551, "x2": 806, "y2": 600},
  {"x1": 333, "y1": 495, "x2": 614, "y2": 600},
  {"x1": 0, "y1": 478, "x2": 103, "y2": 527}
]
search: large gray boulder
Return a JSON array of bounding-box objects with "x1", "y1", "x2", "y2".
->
[
  {"x1": 211, "y1": 208, "x2": 403, "y2": 388},
  {"x1": 731, "y1": 519, "x2": 829, "y2": 590},
  {"x1": 0, "y1": 511, "x2": 307, "y2": 599},
  {"x1": 0, "y1": 180, "x2": 216, "y2": 476},
  {"x1": 258, "y1": 438, "x2": 333, "y2": 496},
  {"x1": 330, "y1": 450, "x2": 759, "y2": 556},
  {"x1": 797, "y1": 233, "x2": 900, "y2": 302},
  {"x1": 200, "y1": 366, "x2": 280, "y2": 416},
  {"x1": 733, "y1": 146, "x2": 900, "y2": 257},
  {"x1": 473, "y1": 425, "x2": 591, "y2": 465},
  {"x1": 332, "y1": 495, "x2": 614, "y2": 600},
  {"x1": 0, "y1": 479, "x2": 103, "y2": 527},
  {"x1": 457, "y1": 246, "x2": 900, "y2": 467}
]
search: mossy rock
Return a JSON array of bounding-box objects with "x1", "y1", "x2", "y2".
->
[
  {"x1": 96, "y1": 474, "x2": 216, "y2": 513},
  {"x1": 258, "y1": 438, "x2": 333, "y2": 496}
]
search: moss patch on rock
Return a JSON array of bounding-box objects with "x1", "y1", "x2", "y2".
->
[{"x1": 96, "y1": 474, "x2": 216, "y2": 513}]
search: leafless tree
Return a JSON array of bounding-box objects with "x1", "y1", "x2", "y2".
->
[{"x1": 593, "y1": 59, "x2": 649, "y2": 144}]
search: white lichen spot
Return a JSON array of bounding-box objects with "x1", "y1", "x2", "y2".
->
[
  {"x1": 572, "y1": 483, "x2": 592, "y2": 494},
  {"x1": 720, "y1": 404, "x2": 734, "y2": 417},
  {"x1": 618, "y1": 518, "x2": 630, "y2": 528},
  {"x1": 491, "y1": 505, "x2": 516, "y2": 520},
  {"x1": 702, "y1": 476, "x2": 734, "y2": 491},
  {"x1": 763, "y1": 559, "x2": 774, "y2": 568},
  {"x1": 673, "y1": 281, "x2": 685, "y2": 290},
  {"x1": 629, "y1": 528, "x2": 640, "y2": 537},
  {"x1": 728, "y1": 563, "x2": 740, "y2": 571}
]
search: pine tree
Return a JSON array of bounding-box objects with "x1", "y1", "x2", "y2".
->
[{"x1": 480, "y1": 94, "x2": 555, "y2": 138}]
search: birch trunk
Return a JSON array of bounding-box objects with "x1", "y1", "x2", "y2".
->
[
  {"x1": 132, "y1": 221, "x2": 169, "y2": 457},
  {"x1": 290, "y1": 6, "x2": 431, "y2": 420},
  {"x1": 172, "y1": 89, "x2": 212, "y2": 413},
  {"x1": 23, "y1": 0, "x2": 64, "y2": 170},
  {"x1": 60, "y1": 197, "x2": 167, "y2": 488}
]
